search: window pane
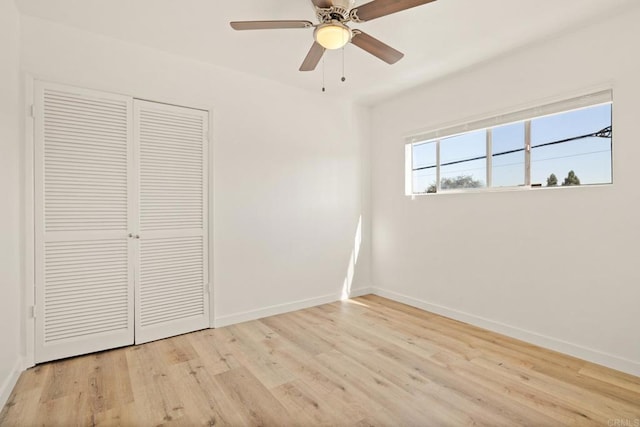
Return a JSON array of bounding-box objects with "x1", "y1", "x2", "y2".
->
[
  {"x1": 492, "y1": 122, "x2": 525, "y2": 187},
  {"x1": 440, "y1": 130, "x2": 486, "y2": 191},
  {"x1": 412, "y1": 141, "x2": 437, "y2": 193},
  {"x1": 531, "y1": 104, "x2": 612, "y2": 186}
]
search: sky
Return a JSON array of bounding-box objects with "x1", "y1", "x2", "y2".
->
[{"x1": 411, "y1": 103, "x2": 612, "y2": 192}]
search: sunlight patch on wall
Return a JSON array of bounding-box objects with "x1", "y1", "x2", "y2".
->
[{"x1": 341, "y1": 215, "x2": 362, "y2": 300}]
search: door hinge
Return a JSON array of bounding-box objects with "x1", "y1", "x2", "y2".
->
[{"x1": 30, "y1": 305, "x2": 36, "y2": 319}]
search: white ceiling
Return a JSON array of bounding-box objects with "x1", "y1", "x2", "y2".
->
[{"x1": 15, "y1": 0, "x2": 638, "y2": 102}]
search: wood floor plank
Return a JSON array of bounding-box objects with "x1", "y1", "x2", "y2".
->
[
  {"x1": 125, "y1": 342, "x2": 186, "y2": 425},
  {"x1": 189, "y1": 327, "x2": 244, "y2": 376},
  {"x1": 261, "y1": 313, "x2": 336, "y2": 356},
  {"x1": 1, "y1": 295, "x2": 639, "y2": 426},
  {"x1": 270, "y1": 379, "x2": 362, "y2": 426},
  {"x1": 579, "y1": 364, "x2": 640, "y2": 394},
  {"x1": 224, "y1": 323, "x2": 296, "y2": 389},
  {"x1": 215, "y1": 367, "x2": 292, "y2": 426},
  {"x1": 165, "y1": 358, "x2": 247, "y2": 426}
]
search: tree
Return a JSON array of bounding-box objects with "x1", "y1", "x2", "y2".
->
[
  {"x1": 426, "y1": 175, "x2": 483, "y2": 193},
  {"x1": 546, "y1": 173, "x2": 558, "y2": 187},
  {"x1": 562, "y1": 170, "x2": 581, "y2": 186}
]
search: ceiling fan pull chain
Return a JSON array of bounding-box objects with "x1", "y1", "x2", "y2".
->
[
  {"x1": 341, "y1": 46, "x2": 346, "y2": 82},
  {"x1": 322, "y1": 56, "x2": 326, "y2": 92}
]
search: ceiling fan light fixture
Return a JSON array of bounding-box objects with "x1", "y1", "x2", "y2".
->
[{"x1": 314, "y1": 23, "x2": 351, "y2": 50}]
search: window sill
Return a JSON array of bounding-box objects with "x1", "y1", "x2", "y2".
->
[{"x1": 407, "y1": 183, "x2": 613, "y2": 198}]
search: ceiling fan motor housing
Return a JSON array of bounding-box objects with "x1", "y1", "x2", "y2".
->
[
  {"x1": 316, "y1": 0, "x2": 355, "y2": 22},
  {"x1": 333, "y1": 0, "x2": 356, "y2": 8}
]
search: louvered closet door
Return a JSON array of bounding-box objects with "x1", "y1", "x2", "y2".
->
[
  {"x1": 34, "y1": 82, "x2": 134, "y2": 363},
  {"x1": 134, "y1": 100, "x2": 210, "y2": 344}
]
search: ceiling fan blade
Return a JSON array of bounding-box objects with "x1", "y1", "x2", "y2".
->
[
  {"x1": 352, "y1": 0, "x2": 436, "y2": 22},
  {"x1": 311, "y1": 0, "x2": 333, "y2": 8},
  {"x1": 351, "y1": 31, "x2": 404, "y2": 64},
  {"x1": 300, "y1": 42, "x2": 326, "y2": 71},
  {"x1": 230, "y1": 20, "x2": 314, "y2": 31}
]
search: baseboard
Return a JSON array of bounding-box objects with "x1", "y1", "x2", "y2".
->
[
  {"x1": 371, "y1": 288, "x2": 640, "y2": 377},
  {"x1": 0, "y1": 358, "x2": 23, "y2": 410},
  {"x1": 214, "y1": 287, "x2": 374, "y2": 328}
]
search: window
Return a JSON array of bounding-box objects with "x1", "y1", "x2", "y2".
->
[
  {"x1": 412, "y1": 141, "x2": 437, "y2": 193},
  {"x1": 530, "y1": 104, "x2": 612, "y2": 187},
  {"x1": 492, "y1": 122, "x2": 525, "y2": 188},
  {"x1": 407, "y1": 92, "x2": 612, "y2": 194},
  {"x1": 440, "y1": 130, "x2": 486, "y2": 191}
]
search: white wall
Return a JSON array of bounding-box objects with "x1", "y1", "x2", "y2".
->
[
  {"x1": 371, "y1": 5, "x2": 640, "y2": 375},
  {"x1": 20, "y1": 16, "x2": 371, "y2": 330},
  {"x1": 0, "y1": 0, "x2": 23, "y2": 406}
]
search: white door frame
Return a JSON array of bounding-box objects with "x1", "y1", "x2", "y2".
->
[
  {"x1": 23, "y1": 75, "x2": 215, "y2": 367},
  {"x1": 23, "y1": 75, "x2": 36, "y2": 369}
]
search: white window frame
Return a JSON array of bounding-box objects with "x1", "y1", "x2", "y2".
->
[{"x1": 406, "y1": 90, "x2": 613, "y2": 196}]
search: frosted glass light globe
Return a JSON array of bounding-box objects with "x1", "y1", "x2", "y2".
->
[{"x1": 314, "y1": 23, "x2": 352, "y2": 50}]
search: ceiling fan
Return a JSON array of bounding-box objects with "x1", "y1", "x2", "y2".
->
[{"x1": 230, "y1": 0, "x2": 437, "y2": 72}]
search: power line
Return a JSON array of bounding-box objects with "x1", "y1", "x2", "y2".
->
[
  {"x1": 531, "y1": 148, "x2": 610, "y2": 164},
  {"x1": 412, "y1": 126, "x2": 612, "y2": 172},
  {"x1": 413, "y1": 148, "x2": 612, "y2": 178}
]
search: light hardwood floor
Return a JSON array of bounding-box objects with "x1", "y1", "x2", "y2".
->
[{"x1": 1, "y1": 295, "x2": 639, "y2": 426}]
